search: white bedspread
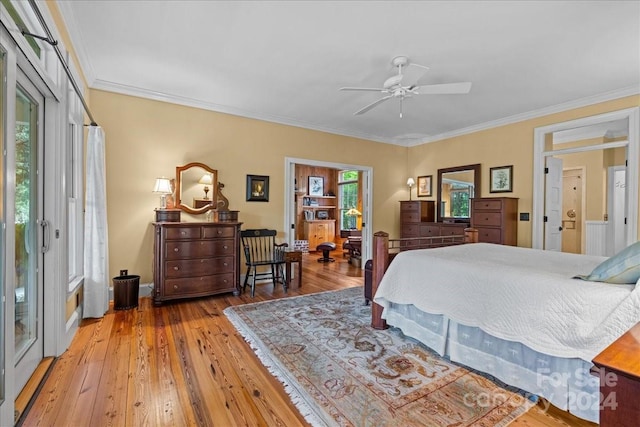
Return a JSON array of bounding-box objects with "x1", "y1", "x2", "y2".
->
[{"x1": 374, "y1": 243, "x2": 640, "y2": 362}]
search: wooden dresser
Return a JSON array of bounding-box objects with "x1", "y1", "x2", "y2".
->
[
  {"x1": 304, "y1": 219, "x2": 336, "y2": 250},
  {"x1": 592, "y1": 322, "x2": 640, "y2": 426},
  {"x1": 153, "y1": 222, "x2": 241, "y2": 305},
  {"x1": 400, "y1": 201, "x2": 469, "y2": 248},
  {"x1": 471, "y1": 197, "x2": 518, "y2": 246}
]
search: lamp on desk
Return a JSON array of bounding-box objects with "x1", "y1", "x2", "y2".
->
[
  {"x1": 153, "y1": 177, "x2": 173, "y2": 208},
  {"x1": 406, "y1": 177, "x2": 415, "y2": 201},
  {"x1": 199, "y1": 173, "x2": 213, "y2": 199},
  {"x1": 345, "y1": 208, "x2": 362, "y2": 229}
]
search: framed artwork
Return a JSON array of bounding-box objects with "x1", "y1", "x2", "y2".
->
[
  {"x1": 490, "y1": 165, "x2": 513, "y2": 193},
  {"x1": 417, "y1": 175, "x2": 432, "y2": 197},
  {"x1": 308, "y1": 176, "x2": 324, "y2": 196},
  {"x1": 246, "y1": 174, "x2": 269, "y2": 202}
]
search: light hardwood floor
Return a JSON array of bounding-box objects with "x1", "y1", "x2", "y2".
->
[{"x1": 21, "y1": 251, "x2": 595, "y2": 426}]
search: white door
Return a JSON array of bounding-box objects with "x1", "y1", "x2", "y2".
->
[
  {"x1": 544, "y1": 157, "x2": 563, "y2": 251},
  {"x1": 608, "y1": 166, "x2": 627, "y2": 255},
  {"x1": 14, "y1": 70, "x2": 45, "y2": 395}
]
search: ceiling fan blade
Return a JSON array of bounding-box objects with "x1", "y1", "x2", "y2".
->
[
  {"x1": 414, "y1": 82, "x2": 472, "y2": 94},
  {"x1": 354, "y1": 95, "x2": 393, "y2": 115},
  {"x1": 340, "y1": 87, "x2": 385, "y2": 92}
]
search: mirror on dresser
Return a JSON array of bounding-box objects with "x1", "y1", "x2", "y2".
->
[
  {"x1": 437, "y1": 163, "x2": 481, "y2": 222},
  {"x1": 175, "y1": 162, "x2": 218, "y2": 215}
]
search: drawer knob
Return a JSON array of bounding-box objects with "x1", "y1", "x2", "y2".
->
[
  {"x1": 223, "y1": 245, "x2": 228, "y2": 250},
  {"x1": 173, "y1": 266, "x2": 179, "y2": 271},
  {"x1": 173, "y1": 284, "x2": 178, "y2": 289},
  {"x1": 181, "y1": 231, "x2": 186, "y2": 235},
  {"x1": 217, "y1": 230, "x2": 223, "y2": 235},
  {"x1": 174, "y1": 248, "x2": 179, "y2": 252},
  {"x1": 223, "y1": 262, "x2": 228, "y2": 267}
]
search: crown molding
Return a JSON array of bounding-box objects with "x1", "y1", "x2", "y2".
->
[
  {"x1": 56, "y1": 1, "x2": 97, "y2": 86},
  {"x1": 91, "y1": 77, "x2": 638, "y2": 149},
  {"x1": 411, "y1": 86, "x2": 640, "y2": 146},
  {"x1": 91, "y1": 78, "x2": 397, "y2": 145}
]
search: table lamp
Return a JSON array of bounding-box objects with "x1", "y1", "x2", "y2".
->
[
  {"x1": 407, "y1": 177, "x2": 415, "y2": 201},
  {"x1": 199, "y1": 173, "x2": 213, "y2": 199},
  {"x1": 153, "y1": 177, "x2": 173, "y2": 208}
]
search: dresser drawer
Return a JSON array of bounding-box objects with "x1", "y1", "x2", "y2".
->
[
  {"x1": 202, "y1": 226, "x2": 236, "y2": 239},
  {"x1": 419, "y1": 225, "x2": 442, "y2": 236},
  {"x1": 165, "y1": 256, "x2": 234, "y2": 278},
  {"x1": 401, "y1": 212, "x2": 424, "y2": 223},
  {"x1": 164, "y1": 272, "x2": 236, "y2": 296},
  {"x1": 402, "y1": 224, "x2": 420, "y2": 237},
  {"x1": 472, "y1": 199, "x2": 503, "y2": 211},
  {"x1": 165, "y1": 226, "x2": 201, "y2": 240},
  {"x1": 477, "y1": 227, "x2": 502, "y2": 244},
  {"x1": 165, "y1": 239, "x2": 235, "y2": 260},
  {"x1": 473, "y1": 212, "x2": 502, "y2": 227},
  {"x1": 400, "y1": 201, "x2": 421, "y2": 212},
  {"x1": 440, "y1": 225, "x2": 466, "y2": 236}
]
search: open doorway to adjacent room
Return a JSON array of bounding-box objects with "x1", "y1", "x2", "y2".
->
[
  {"x1": 533, "y1": 108, "x2": 639, "y2": 254},
  {"x1": 284, "y1": 158, "x2": 373, "y2": 268}
]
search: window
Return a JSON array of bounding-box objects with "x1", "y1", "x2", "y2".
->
[
  {"x1": 449, "y1": 184, "x2": 472, "y2": 218},
  {"x1": 338, "y1": 170, "x2": 359, "y2": 230},
  {"x1": 67, "y1": 92, "x2": 84, "y2": 291}
]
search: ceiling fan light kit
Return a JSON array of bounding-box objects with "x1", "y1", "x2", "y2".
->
[{"x1": 340, "y1": 55, "x2": 472, "y2": 118}]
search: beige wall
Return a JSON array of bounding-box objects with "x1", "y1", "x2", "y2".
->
[
  {"x1": 407, "y1": 95, "x2": 640, "y2": 247},
  {"x1": 90, "y1": 90, "x2": 407, "y2": 283}
]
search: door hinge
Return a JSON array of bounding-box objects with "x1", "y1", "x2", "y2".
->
[
  {"x1": 291, "y1": 224, "x2": 295, "y2": 229},
  {"x1": 543, "y1": 216, "x2": 548, "y2": 222},
  {"x1": 625, "y1": 217, "x2": 627, "y2": 225},
  {"x1": 544, "y1": 167, "x2": 549, "y2": 174}
]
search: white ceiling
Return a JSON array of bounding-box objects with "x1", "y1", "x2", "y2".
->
[{"x1": 56, "y1": 1, "x2": 640, "y2": 146}]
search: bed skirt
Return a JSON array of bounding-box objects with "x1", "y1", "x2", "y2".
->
[{"x1": 384, "y1": 303, "x2": 600, "y2": 423}]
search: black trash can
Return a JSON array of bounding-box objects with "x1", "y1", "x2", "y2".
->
[{"x1": 113, "y1": 269, "x2": 140, "y2": 310}]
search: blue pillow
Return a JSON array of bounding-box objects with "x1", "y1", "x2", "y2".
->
[{"x1": 574, "y1": 241, "x2": 640, "y2": 284}]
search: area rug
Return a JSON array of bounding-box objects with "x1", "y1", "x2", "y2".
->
[{"x1": 224, "y1": 287, "x2": 535, "y2": 427}]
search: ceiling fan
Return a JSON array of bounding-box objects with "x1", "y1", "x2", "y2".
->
[{"x1": 340, "y1": 56, "x2": 472, "y2": 118}]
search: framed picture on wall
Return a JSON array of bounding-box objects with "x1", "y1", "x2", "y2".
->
[
  {"x1": 417, "y1": 175, "x2": 432, "y2": 197},
  {"x1": 308, "y1": 176, "x2": 324, "y2": 196},
  {"x1": 246, "y1": 174, "x2": 269, "y2": 201},
  {"x1": 490, "y1": 165, "x2": 513, "y2": 193}
]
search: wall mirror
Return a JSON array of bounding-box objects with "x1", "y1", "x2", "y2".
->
[
  {"x1": 437, "y1": 163, "x2": 481, "y2": 222},
  {"x1": 176, "y1": 162, "x2": 218, "y2": 214}
]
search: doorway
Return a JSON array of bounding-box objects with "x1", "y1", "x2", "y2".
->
[
  {"x1": 533, "y1": 107, "x2": 639, "y2": 250},
  {"x1": 284, "y1": 157, "x2": 373, "y2": 264}
]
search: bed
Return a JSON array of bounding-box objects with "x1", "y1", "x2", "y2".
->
[{"x1": 369, "y1": 231, "x2": 640, "y2": 424}]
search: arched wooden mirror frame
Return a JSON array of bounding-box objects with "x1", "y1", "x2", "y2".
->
[
  {"x1": 175, "y1": 162, "x2": 218, "y2": 215},
  {"x1": 437, "y1": 163, "x2": 481, "y2": 222}
]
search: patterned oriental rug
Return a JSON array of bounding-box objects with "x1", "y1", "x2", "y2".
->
[{"x1": 224, "y1": 287, "x2": 535, "y2": 427}]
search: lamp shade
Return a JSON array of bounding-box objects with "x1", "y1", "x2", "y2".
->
[
  {"x1": 345, "y1": 208, "x2": 362, "y2": 216},
  {"x1": 153, "y1": 177, "x2": 172, "y2": 194},
  {"x1": 199, "y1": 174, "x2": 213, "y2": 185},
  {"x1": 406, "y1": 177, "x2": 415, "y2": 187}
]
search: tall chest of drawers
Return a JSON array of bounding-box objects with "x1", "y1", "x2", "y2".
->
[
  {"x1": 400, "y1": 201, "x2": 435, "y2": 237},
  {"x1": 153, "y1": 222, "x2": 241, "y2": 305},
  {"x1": 471, "y1": 197, "x2": 518, "y2": 245}
]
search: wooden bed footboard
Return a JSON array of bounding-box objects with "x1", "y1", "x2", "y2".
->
[{"x1": 370, "y1": 228, "x2": 478, "y2": 329}]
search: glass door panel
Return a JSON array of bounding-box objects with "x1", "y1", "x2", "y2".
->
[
  {"x1": 14, "y1": 85, "x2": 38, "y2": 359},
  {"x1": 14, "y1": 72, "x2": 43, "y2": 394}
]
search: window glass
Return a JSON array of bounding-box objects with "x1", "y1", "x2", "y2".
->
[
  {"x1": 338, "y1": 171, "x2": 359, "y2": 230},
  {"x1": 67, "y1": 93, "x2": 84, "y2": 290}
]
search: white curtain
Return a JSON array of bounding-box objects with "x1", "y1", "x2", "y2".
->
[{"x1": 83, "y1": 126, "x2": 109, "y2": 318}]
